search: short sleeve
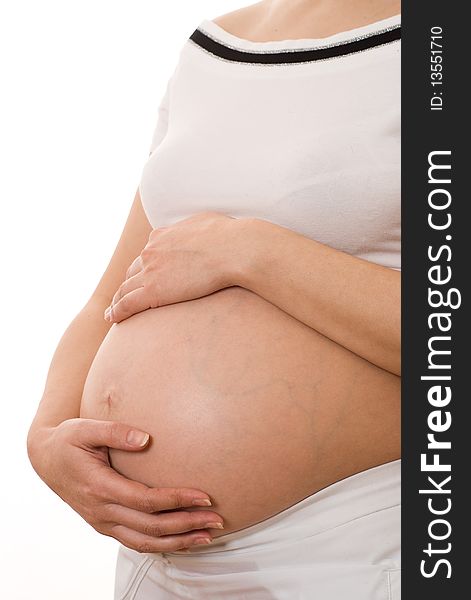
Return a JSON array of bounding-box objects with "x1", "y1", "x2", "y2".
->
[{"x1": 148, "y1": 76, "x2": 173, "y2": 155}]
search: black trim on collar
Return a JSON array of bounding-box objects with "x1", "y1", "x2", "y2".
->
[{"x1": 189, "y1": 25, "x2": 401, "y2": 64}]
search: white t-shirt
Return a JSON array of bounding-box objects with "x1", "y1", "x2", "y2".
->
[{"x1": 139, "y1": 13, "x2": 401, "y2": 270}]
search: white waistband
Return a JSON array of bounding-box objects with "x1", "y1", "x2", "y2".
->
[{"x1": 166, "y1": 459, "x2": 401, "y2": 556}]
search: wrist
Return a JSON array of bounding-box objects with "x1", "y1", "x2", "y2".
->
[
  {"x1": 229, "y1": 217, "x2": 273, "y2": 291},
  {"x1": 27, "y1": 424, "x2": 55, "y2": 475}
]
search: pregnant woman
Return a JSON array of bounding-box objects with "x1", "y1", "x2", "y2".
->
[{"x1": 28, "y1": 0, "x2": 401, "y2": 598}]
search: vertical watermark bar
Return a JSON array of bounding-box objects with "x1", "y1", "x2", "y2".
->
[{"x1": 402, "y1": 1, "x2": 468, "y2": 597}]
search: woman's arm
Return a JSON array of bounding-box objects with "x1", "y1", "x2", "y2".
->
[
  {"x1": 27, "y1": 190, "x2": 223, "y2": 552},
  {"x1": 235, "y1": 218, "x2": 401, "y2": 377},
  {"x1": 104, "y1": 212, "x2": 400, "y2": 376},
  {"x1": 29, "y1": 188, "x2": 152, "y2": 430}
]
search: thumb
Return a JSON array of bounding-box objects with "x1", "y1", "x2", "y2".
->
[{"x1": 76, "y1": 418, "x2": 150, "y2": 451}]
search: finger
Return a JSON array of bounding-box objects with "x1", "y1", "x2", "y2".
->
[
  {"x1": 111, "y1": 525, "x2": 213, "y2": 554},
  {"x1": 100, "y1": 469, "x2": 213, "y2": 511},
  {"x1": 126, "y1": 255, "x2": 143, "y2": 279},
  {"x1": 108, "y1": 287, "x2": 152, "y2": 323},
  {"x1": 110, "y1": 271, "x2": 145, "y2": 308},
  {"x1": 75, "y1": 419, "x2": 150, "y2": 451},
  {"x1": 107, "y1": 504, "x2": 224, "y2": 537}
]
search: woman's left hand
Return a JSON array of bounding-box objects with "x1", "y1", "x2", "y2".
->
[{"x1": 104, "y1": 212, "x2": 249, "y2": 323}]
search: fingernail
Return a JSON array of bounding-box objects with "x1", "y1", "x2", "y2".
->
[
  {"x1": 192, "y1": 538, "x2": 213, "y2": 546},
  {"x1": 192, "y1": 498, "x2": 212, "y2": 507},
  {"x1": 204, "y1": 522, "x2": 224, "y2": 529},
  {"x1": 126, "y1": 430, "x2": 150, "y2": 447},
  {"x1": 104, "y1": 307, "x2": 111, "y2": 321}
]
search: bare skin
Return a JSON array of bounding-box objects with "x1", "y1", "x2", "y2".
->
[
  {"x1": 213, "y1": 0, "x2": 401, "y2": 42},
  {"x1": 81, "y1": 285, "x2": 400, "y2": 537},
  {"x1": 28, "y1": 0, "x2": 401, "y2": 552}
]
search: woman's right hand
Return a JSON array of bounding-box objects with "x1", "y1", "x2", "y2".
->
[{"x1": 27, "y1": 418, "x2": 224, "y2": 552}]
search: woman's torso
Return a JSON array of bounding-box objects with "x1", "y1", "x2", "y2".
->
[{"x1": 80, "y1": 12, "x2": 401, "y2": 535}]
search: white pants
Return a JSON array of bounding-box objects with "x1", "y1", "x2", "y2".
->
[{"x1": 114, "y1": 459, "x2": 401, "y2": 599}]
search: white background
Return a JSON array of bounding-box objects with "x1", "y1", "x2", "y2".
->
[{"x1": 1, "y1": 2, "x2": 243, "y2": 598}]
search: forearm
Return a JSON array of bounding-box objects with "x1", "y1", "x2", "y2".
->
[
  {"x1": 235, "y1": 218, "x2": 401, "y2": 376},
  {"x1": 28, "y1": 296, "x2": 112, "y2": 440}
]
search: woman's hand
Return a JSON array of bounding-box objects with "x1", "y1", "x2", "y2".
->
[
  {"x1": 104, "y1": 212, "x2": 245, "y2": 323},
  {"x1": 27, "y1": 419, "x2": 224, "y2": 552}
]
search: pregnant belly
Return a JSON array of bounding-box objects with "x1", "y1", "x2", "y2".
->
[{"x1": 80, "y1": 286, "x2": 400, "y2": 535}]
